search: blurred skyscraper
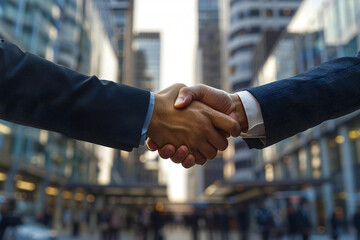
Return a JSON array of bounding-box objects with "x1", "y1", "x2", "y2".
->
[
  {"x1": 251, "y1": 0, "x2": 360, "y2": 231},
  {"x1": 0, "y1": 0, "x2": 119, "y2": 229},
  {"x1": 205, "y1": 0, "x2": 360, "y2": 235},
  {"x1": 133, "y1": 32, "x2": 161, "y2": 92},
  {"x1": 198, "y1": 0, "x2": 221, "y2": 89},
  {"x1": 112, "y1": 32, "x2": 162, "y2": 185},
  {"x1": 133, "y1": 0, "x2": 198, "y2": 202},
  {"x1": 186, "y1": 0, "x2": 226, "y2": 203},
  {"x1": 229, "y1": 0, "x2": 302, "y2": 91},
  {"x1": 224, "y1": 0, "x2": 302, "y2": 184},
  {"x1": 93, "y1": 0, "x2": 131, "y2": 82}
]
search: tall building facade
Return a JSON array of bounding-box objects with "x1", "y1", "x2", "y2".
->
[
  {"x1": 112, "y1": 32, "x2": 162, "y2": 185},
  {"x1": 229, "y1": 0, "x2": 301, "y2": 91},
  {"x1": 0, "y1": 0, "x2": 119, "y2": 228},
  {"x1": 186, "y1": 0, "x2": 225, "y2": 202},
  {"x1": 108, "y1": 0, "x2": 130, "y2": 82},
  {"x1": 228, "y1": 0, "x2": 360, "y2": 233},
  {"x1": 198, "y1": 0, "x2": 222, "y2": 89},
  {"x1": 226, "y1": 0, "x2": 302, "y2": 185},
  {"x1": 133, "y1": 0, "x2": 198, "y2": 202},
  {"x1": 133, "y1": 32, "x2": 161, "y2": 92},
  {"x1": 93, "y1": 0, "x2": 131, "y2": 82}
]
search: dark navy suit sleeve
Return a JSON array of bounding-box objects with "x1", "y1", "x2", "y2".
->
[
  {"x1": 0, "y1": 40, "x2": 150, "y2": 151},
  {"x1": 244, "y1": 55, "x2": 360, "y2": 149}
]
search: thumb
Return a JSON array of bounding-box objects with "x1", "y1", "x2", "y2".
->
[
  {"x1": 174, "y1": 87, "x2": 195, "y2": 108},
  {"x1": 175, "y1": 85, "x2": 233, "y2": 114}
]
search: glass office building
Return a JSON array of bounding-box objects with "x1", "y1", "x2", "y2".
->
[
  {"x1": 133, "y1": 32, "x2": 161, "y2": 92},
  {"x1": 227, "y1": 0, "x2": 302, "y2": 188},
  {"x1": 229, "y1": 0, "x2": 302, "y2": 91},
  {"x1": 252, "y1": 0, "x2": 360, "y2": 232},
  {"x1": 198, "y1": 0, "x2": 222, "y2": 89},
  {"x1": 0, "y1": 0, "x2": 118, "y2": 228}
]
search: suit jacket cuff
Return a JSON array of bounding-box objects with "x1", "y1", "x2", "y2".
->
[{"x1": 140, "y1": 92, "x2": 155, "y2": 145}]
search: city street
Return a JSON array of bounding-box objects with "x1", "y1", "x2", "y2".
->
[
  {"x1": 2, "y1": 2, "x2": 360, "y2": 240},
  {"x1": 58, "y1": 227, "x2": 357, "y2": 240}
]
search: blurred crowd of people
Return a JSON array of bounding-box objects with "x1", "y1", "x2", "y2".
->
[{"x1": 4, "y1": 197, "x2": 360, "y2": 240}]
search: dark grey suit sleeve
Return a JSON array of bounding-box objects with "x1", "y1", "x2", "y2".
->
[
  {"x1": 0, "y1": 40, "x2": 150, "y2": 151},
  {"x1": 244, "y1": 55, "x2": 360, "y2": 149}
]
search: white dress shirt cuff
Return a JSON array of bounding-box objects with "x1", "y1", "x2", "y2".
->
[{"x1": 237, "y1": 91, "x2": 265, "y2": 138}]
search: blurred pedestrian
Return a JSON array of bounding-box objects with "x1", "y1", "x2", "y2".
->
[
  {"x1": 237, "y1": 204, "x2": 249, "y2": 240},
  {"x1": 256, "y1": 203, "x2": 273, "y2": 240},
  {"x1": 354, "y1": 205, "x2": 360, "y2": 240},
  {"x1": 272, "y1": 209, "x2": 285, "y2": 239},
  {"x1": 151, "y1": 206, "x2": 164, "y2": 240},
  {"x1": 62, "y1": 207, "x2": 72, "y2": 231},
  {"x1": 72, "y1": 207, "x2": 82, "y2": 237},
  {"x1": 139, "y1": 207, "x2": 151, "y2": 240},
  {"x1": 298, "y1": 202, "x2": 311, "y2": 240},
  {"x1": 109, "y1": 206, "x2": 122, "y2": 240},
  {"x1": 0, "y1": 199, "x2": 22, "y2": 240},
  {"x1": 217, "y1": 207, "x2": 230, "y2": 240},
  {"x1": 286, "y1": 205, "x2": 299, "y2": 240},
  {"x1": 206, "y1": 207, "x2": 215, "y2": 240},
  {"x1": 37, "y1": 207, "x2": 53, "y2": 227},
  {"x1": 330, "y1": 207, "x2": 345, "y2": 240},
  {"x1": 189, "y1": 210, "x2": 200, "y2": 240},
  {"x1": 98, "y1": 206, "x2": 111, "y2": 240}
]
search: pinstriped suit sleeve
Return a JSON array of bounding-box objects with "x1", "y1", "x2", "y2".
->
[
  {"x1": 244, "y1": 55, "x2": 360, "y2": 149},
  {"x1": 0, "y1": 40, "x2": 150, "y2": 151}
]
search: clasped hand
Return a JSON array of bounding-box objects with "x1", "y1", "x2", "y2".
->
[{"x1": 146, "y1": 84, "x2": 247, "y2": 168}]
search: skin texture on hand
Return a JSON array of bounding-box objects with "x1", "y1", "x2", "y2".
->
[
  {"x1": 147, "y1": 84, "x2": 240, "y2": 168},
  {"x1": 175, "y1": 85, "x2": 248, "y2": 133},
  {"x1": 147, "y1": 84, "x2": 249, "y2": 167}
]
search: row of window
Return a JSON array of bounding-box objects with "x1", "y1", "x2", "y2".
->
[
  {"x1": 229, "y1": 26, "x2": 261, "y2": 40},
  {"x1": 231, "y1": 8, "x2": 296, "y2": 23},
  {"x1": 231, "y1": 0, "x2": 300, "y2": 7},
  {"x1": 230, "y1": 43, "x2": 255, "y2": 57},
  {"x1": 230, "y1": 62, "x2": 252, "y2": 76}
]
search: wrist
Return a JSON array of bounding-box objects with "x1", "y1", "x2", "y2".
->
[
  {"x1": 230, "y1": 93, "x2": 248, "y2": 134},
  {"x1": 147, "y1": 93, "x2": 161, "y2": 140}
]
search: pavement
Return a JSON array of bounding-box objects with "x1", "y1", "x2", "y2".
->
[{"x1": 58, "y1": 227, "x2": 358, "y2": 240}]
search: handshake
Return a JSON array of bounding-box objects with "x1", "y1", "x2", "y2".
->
[{"x1": 146, "y1": 83, "x2": 248, "y2": 168}]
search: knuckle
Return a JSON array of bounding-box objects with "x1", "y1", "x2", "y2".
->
[
  {"x1": 231, "y1": 120, "x2": 240, "y2": 136},
  {"x1": 159, "y1": 151, "x2": 170, "y2": 159},
  {"x1": 171, "y1": 157, "x2": 182, "y2": 163},
  {"x1": 209, "y1": 150, "x2": 217, "y2": 160},
  {"x1": 219, "y1": 141, "x2": 229, "y2": 151}
]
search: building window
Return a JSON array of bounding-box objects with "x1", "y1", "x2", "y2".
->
[
  {"x1": 328, "y1": 135, "x2": 342, "y2": 173},
  {"x1": 348, "y1": 121, "x2": 360, "y2": 166},
  {"x1": 235, "y1": 160, "x2": 252, "y2": 170},
  {"x1": 249, "y1": 9, "x2": 260, "y2": 17},
  {"x1": 231, "y1": 0, "x2": 259, "y2": 7},
  {"x1": 230, "y1": 44, "x2": 254, "y2": 57},
  {"x1": 280, "y1": 8, "x2": 295, "y2": 17},
  {"x1": 230, "y1": 26, "x2": 261, "y2": 40},
  {"x1": 265, "y1": 164, "x2": 274, "y2": 182},
  {"x1": 265, "y1": 9, "x2": 273, "y2": 17},
  {"x1": 238, "y1": 9, "x2": 260, "y2": 19},
  {"x1": 310, "y1": 142, "x2": 321, "y2": 178},
  {"x1": 298, "y1": 149, "x2": 307, "y2": 178}
]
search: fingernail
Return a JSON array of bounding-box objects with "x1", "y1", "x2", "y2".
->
[{"x1": 174, "y1": 97, "x2": 184, "y2": 106}]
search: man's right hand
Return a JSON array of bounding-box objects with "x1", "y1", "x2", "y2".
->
[
  {"x1": 146, "y1": 84, "x2": 241, "y2": 168},
  {"x1": 147, "y1": 84, "x2": 249, "y2": 167}
]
